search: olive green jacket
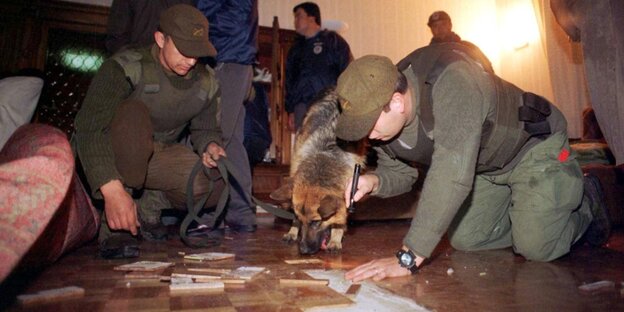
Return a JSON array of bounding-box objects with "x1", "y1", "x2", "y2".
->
[{"x1": 371, "y1": 51, "x2": 566, "y2": 258}]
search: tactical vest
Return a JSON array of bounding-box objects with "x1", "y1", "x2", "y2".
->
[
  {"x1": 111, "y1": 48, "x2": 215, "y2": 144},
  {"x1": 390, "y1": 43, "x2": 552, "y2": 173}
]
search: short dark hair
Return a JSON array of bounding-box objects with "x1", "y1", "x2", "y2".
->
[
  {"x1": 382, "y1": 71, "x2": 408, "y2": 113},
  {"x1": 394, "y1": 71, "x2": 408, "y2": 94},
  {"x1": 294, "y1": 2, "x2": 321, "y2": 26}
]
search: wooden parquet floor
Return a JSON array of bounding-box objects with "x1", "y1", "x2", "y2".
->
[{"x1": 2, "y1": 215, "x2": 624, "y2": 311}]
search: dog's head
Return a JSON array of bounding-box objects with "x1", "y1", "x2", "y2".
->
[
  {"x1": 270, "y1": 179, "x2": 347, "y2": 255},
  {"x1": 292, "y1": 184, "x2": 346, "y2": 255}
]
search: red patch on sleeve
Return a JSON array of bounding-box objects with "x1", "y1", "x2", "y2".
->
[{"x1": 558, "y1": 148, "x2": 570, "y2": 162}]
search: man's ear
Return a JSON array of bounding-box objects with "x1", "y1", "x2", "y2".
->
[
  {"x1": 389, "y1": 92, "x2": 406, "y2": 113},
  {"x1": 154, "y1": 31, "x2": 166, "y2": 48}
]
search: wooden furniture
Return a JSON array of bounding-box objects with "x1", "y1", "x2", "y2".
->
[
  {"x1": 254, "y1": 18, "x2": 297, "y2": 198},
  {"x1": 257, "y1": 17, "x2": 297, "y2": 166},
  {"x1": 0, "y1": 1, "x2": 109, "y2": 137}
]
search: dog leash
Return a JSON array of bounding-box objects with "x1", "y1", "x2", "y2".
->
[
  {"x1": 218, "y1": 158, "x2": 295, "y2": 220},
  {"x1": 181, "y1": 158, "x2": 295, "y2": 247},
  {"x1": 180, "y1": 158, "x2": 229, "y2": 248}
]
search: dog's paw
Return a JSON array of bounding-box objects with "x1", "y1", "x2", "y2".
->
[
  {"x1": 325, "y1": 240, "x2": 342, "y2": 253},
  {"x1": 282, "y1": 232, "x2": 297, "y2": 244}
]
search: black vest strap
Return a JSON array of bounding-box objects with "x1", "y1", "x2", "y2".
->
[
  {"x1": 420, "y1": 51, "x2": 467, "y2": 133},
  {"x1": 520, "y1": 92, "x2": 552, "y2": 137}
]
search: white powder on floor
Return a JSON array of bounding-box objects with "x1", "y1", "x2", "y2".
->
[{"x1": 304, "y1": 269, "x2": 430, "y2": 312}]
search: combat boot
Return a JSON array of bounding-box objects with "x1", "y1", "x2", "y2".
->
[
  {"x1": 98, "y1": 214, "x2": 139, "y2": 259},
  {"x1": 136, "y1": 189, "x2": 169, "y2": 241}
]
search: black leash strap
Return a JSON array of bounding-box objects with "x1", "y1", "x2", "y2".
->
[
  {"x1": 252, "y1": 196, "x2": 295, "y2": 220},
  {"x1": 180, "y1": 158, "x2": 295, "y2": 247},
  {"x1": 179, "y1": 158, "x2": 229, "y2": 248},
  {"x1": 219, "y1": 159, "x2": 295, "y2": 220}
]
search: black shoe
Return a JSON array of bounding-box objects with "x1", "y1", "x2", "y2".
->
[
  {"x1": 99, "y1": 234, "x2": 140, "y2": 259},
  {"x1": 582, "y1": 174, "x2": 612, "y2": 246},
  {"x1": 225, "y1": 206, "x2": 257, "y2": 233},
  {"x1": 186, "y1": 224, "x2": 225, "y2": 238},
  {"x1": 226, "y1": 223, "x2": 257, "y2": 233},
  {"x1": 140, "y1": 221, "x2": 169, "y2": 241},
  {"x1": 184, "y1": 225, "x2": 225, "y2": 247}
]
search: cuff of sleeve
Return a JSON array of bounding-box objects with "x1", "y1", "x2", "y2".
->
[
  {"x1": 196, "y1": 137, "x2": 220, "y2": 155},
  {"x1": 370, "y1": 171, "x2": 388, "y2": 197},
  {"x1": 85, "y1": 162, "x2": 122, "y2": 200},
  {"x1": 403, "y1": 225, "x2": 442, "y2": 259},
  {"x1": 91, "y1": 174, "x2": 122, "y2": 200}
]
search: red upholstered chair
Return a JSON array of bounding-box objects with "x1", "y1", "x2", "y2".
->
[{"x1": 0, "y1": 123, "x2": 99, "y2": 282}]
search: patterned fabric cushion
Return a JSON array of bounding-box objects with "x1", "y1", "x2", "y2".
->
[{"x1": 0, "y1": 123, "x2": 98, "y2": 282}]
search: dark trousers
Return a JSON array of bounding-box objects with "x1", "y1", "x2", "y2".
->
[{"x1": 110, "y1": 99, "x2": 225, "y2": 215}]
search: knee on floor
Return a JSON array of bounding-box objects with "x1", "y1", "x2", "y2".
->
[{"x1": 512, "y1": 239, "x2": 567, "y2": 262}]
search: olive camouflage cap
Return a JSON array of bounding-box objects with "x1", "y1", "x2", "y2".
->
[
  {"x1": 335, "y1": 55, "x2": 398, "y2": 141},
  {"x1": 159, "y1": 4, "x2": 217, "y2": 58}
]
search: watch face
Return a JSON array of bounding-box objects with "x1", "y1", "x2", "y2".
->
[{"x1": 400, "y1": 251, "x2": 414, "y2": 266}]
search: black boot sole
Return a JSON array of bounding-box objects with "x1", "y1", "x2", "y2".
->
[{"x1": 100, "y1": 245, "x2": 140, "y2": 259}]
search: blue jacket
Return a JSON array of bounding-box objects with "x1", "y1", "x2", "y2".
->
[
  {"x1": 285, "y1": 30, "x2": 352, "y2": 113},
  {"x1": 196, "y1": 0, "x2": 258, "y2": 64}
]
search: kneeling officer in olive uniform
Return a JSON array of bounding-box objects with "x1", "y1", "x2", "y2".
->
[
  {"x1": 74, "y1": 4, "x2": 226, "y2": 258},
  {"x1": 337, "y1": 45, "x2": 611, "y2": 282}
]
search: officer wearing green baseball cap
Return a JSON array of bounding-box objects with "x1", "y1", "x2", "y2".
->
[
  {"x1": 159, "y1": 4, "x2": 217, "y2": 58},
  {"x1": 338, "y1": 45, "x2": 611, "y2": 282},
  {"x1": 74, "y1": 4, "x2": 227, "y2": 259}
]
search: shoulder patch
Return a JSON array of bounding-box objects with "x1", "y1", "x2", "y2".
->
[
  {"x1": 111, "y1": 50, "x2": 143, "y2": 87},
  {"x1": 197, "y1": 65, "x2": 217, "y2": 102}
]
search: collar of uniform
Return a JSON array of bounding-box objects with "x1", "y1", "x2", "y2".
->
[{"x1": 306, "y1": 29, "x2": 322, "y2": 40}]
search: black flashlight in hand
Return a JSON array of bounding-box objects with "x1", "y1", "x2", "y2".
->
[{"x1": 348, "y1": 164, "x2": 361, "y2": 214}]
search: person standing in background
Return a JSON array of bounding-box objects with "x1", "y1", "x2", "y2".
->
[
  {"x1": 426, "y1": 10, "x2": 494, "y2": 74},
  {"x1": 106, "y1": 0, "x2": 194, "y2": 53},
  {"x1": 197, "y1": 0, "x2": 259, "y2": 232},
  {"x1": 285, "y1": 2, "x2": 352, "y2": 131}
]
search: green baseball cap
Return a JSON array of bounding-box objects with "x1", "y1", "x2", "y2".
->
[
  {"x1": 335, "y1": 55, "x2": 398, "y2": 141},
  {"x1": 159, "y1": 4, "x2": 217, "y2": 58}
]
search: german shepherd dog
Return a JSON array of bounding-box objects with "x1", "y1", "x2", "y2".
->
[{"x1": 270, "y1": 89, "x2": 365, "y2": 255}]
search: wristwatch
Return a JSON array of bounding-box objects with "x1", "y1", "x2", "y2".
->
[{"x1": 396, "y1": 249, "x2": 419, "y2": 274}]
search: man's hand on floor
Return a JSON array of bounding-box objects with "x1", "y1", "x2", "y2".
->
[{"x1": 100, "y1": 179, "x2": 140, "y2": 235}]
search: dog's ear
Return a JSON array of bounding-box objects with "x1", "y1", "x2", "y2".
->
[
  {"x1": 318, "y1": 194, "x2": 341, "y2": 219},
  {"x1": 269, "y1": 177, "x2": 293, "y2": 202},
  {"x1": 279, "y1": 201, "x2": 292, "y2": 210}
]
